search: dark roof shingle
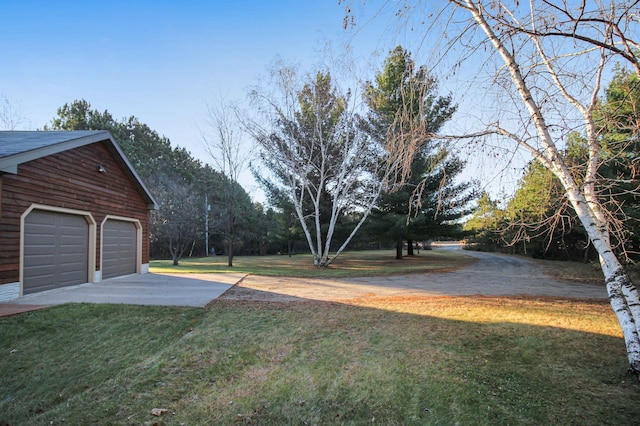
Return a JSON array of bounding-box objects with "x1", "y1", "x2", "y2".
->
[
  {"x1": 0, "y1": 130, "x2": 157, "y2": 209},
  {"x1": 0, "y1": 130, "x2": 105, "y2": 158}
]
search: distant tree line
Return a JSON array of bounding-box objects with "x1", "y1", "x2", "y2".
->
[
  {"x1": 46, "y1": 100, "x2": 275, "y2": 265},
  {"x1": 45, "y1": 46, "x2": 476, "y2": 265}
]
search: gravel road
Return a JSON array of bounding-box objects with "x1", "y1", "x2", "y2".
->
[{"x1": 220, "y1": 245, "x2": 608, "y2": 302}]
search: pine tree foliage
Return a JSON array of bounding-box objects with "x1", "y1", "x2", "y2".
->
[
  {"x1": 47, "y1": 99, "x2": 255, "y2": 263},
  {"x1": 363, "y1": 46, "x2": 475, "y2": 258}
]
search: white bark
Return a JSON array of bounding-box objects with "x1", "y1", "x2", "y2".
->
[
  {"x1": 246, "y1": 67, "x2": 403, "y2": 267},
  {"x1": 450, "y1": 0, "x2": 640, "y2": 374}
]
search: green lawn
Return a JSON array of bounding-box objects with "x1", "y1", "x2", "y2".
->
[
  {"x1": 2, "y1": 297, "x2": 639, "y2": 424},
  {"x1": 150, "y1": 249, "x2": 476, "y2": 277},
  {"x1": 2, "y1": 250, "x2": 638, "y2": 424}
]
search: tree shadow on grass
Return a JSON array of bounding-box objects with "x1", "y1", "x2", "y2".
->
[{"x1": 0, "y1": 296, "x2": 637, "y2": 425}]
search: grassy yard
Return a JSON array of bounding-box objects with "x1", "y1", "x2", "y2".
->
[
  {"x1": 3, "y1": 249, "x2": 638, "y2": 424},
  {"x1": 150, "y1": 249, "x2": 476, "y2": 277},
  {"x1": 2, "y1": 297, "x2": 639, "y2": 425},
  {"x1": 151, "y1": 248, "x2": 636, "y2": 285},
  {"x1": 535, "y1": 257, "x2": 640, "y2": 284}
]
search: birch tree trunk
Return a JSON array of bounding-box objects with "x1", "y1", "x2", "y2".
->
[
  {"x1": 452, "y1": 0, "x2": 640, "y2": 374},
  {"x1": 247, "y1": 67, "x2": 410, "y2": 268},
  {"x1": 343, "y1": 0, "x2": 640, "y2": 373}
]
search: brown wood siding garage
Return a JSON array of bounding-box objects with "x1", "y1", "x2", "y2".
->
[
  {"x1": 23, "y1": 210, "x2": 89, "y2": 294},
  {"x1": 102, "y1": 219, "x2": 137, "y2": 280},
  {"x1": 0, "y1": 131, "x2": 157, "y2": 302}
]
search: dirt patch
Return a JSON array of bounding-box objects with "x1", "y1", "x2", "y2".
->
[{"x1": 220, "y1": 280, "x2": 306, "y2": 302}]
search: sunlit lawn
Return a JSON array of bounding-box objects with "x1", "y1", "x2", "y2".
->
[
  {"x1": 150, "y1": 249, "x2": 476, "y2": 277},
  {"x1": 4, "y1": 248, "x2": 638, "y2": 424},
  {"x1": 1, "y1": 297, "x2": 638, "y2": 425}
]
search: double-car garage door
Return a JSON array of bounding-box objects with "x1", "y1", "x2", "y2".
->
[{"x1": 23, "y1": 210, "x2": 137, "y2": 295}]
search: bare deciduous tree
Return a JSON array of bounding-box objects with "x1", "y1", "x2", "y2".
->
[
  {"x1": 0, "y1": 95, "x2": 24, "y2": 130},
  {"x1": 147, "y1": 173, "x2": 203, "y2": 266},
  {"x1": 245, "y1": 64, "x2": 417, "y2": 267},
  {"x1": 344, "y1": 0, "x2": 640, "y2": 374},
  {"x1": 202, "y1": 99, "x2": 253, "y2": 266},
  {"x1": 203, "y1": 99, "x2": 252, "y2": 183}
]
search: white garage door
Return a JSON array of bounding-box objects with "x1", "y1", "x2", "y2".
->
[
  {"x1": 23, "y1": 210, "x2": 89, "y2": 294},
  {"x1": 102, "y1": 219, "x2": 137, "y2": 280}
]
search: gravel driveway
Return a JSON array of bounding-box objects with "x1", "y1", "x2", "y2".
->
[{"x1": 220, "y1": 246, "x2": 608, "y2": 302}]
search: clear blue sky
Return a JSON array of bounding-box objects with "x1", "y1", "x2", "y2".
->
[
  {"x1": 2, "y1": 1, "x2": 385, "y2": 140},
  {"x1": 2, "y1": 1, "x2": 403, "y2": 198},
  {"x1": 1, "y1": 1, "x2": 523, "y2": 201}
]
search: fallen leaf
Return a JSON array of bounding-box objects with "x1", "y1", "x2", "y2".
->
[{"x1": 151, "y1": 408, "x2": 168, "y2": 416}]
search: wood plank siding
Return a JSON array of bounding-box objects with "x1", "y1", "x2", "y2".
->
[{"x1": 0, "y1": 142, "x2": 151, "y2": 285}]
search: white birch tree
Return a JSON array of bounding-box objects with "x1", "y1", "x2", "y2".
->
[
  {"x1": 246, "y1": 65, "x2": 414, "y2": 267},
  {"x1": 344, "y1": 1, "x2": 640, "y2": 374}
]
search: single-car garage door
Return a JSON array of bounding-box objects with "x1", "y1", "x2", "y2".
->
[
  {"x1": 102, "y1": 219, "x2": 137, "y2": 280},
  {"x1": 23, "y1": 210, "x2": 89, "y2": 294}
]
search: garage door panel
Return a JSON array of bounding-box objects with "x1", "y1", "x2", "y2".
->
[
  {"x1": 60, "y1": 241, "x2": 87, "y2": 254},
  {"x1": 23, "y1": 210, "x2": 89, "y2": 294},
  {"x1": 59, "y1": 257, "x2": 86, "y2": 268},
  {"x1": 27, "y1": 225, "x2": 56, "y2": 236},
  {"x1": 24, "y1": 265, "x2": 54, "y2": 279},
  {"x1": 102, "y1": 220, "x2": 137, "y2": 280},
  {"x1": 24, "y1": 251, "x2": 55, "y2": 266},
  {"x1": 60, "y1": 270, "x2": 86, "y2": 282},
  {"x1": 60, "y1": 235, "x2": 86, "y2": 243},
  {"x1": 26, "y1": 226, "x2": 56, "y2": 241},
  {"x1": 61, "y1": 233, "x2": 87, "y2": 243}
]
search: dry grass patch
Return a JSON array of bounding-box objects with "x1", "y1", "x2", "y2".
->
[
  {"x1": 535, "y1": 257, "x2": 640, "y2": 285},
  {"x1": 351, "y1": 296, "x2": 621, "y2": 336},
  {"x1": 1, "y1": 297, "x2": 638, "y2": 425}
]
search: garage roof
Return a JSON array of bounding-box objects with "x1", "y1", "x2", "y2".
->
[{"x1": 0, "y1": 130, "x2": 158, "y2": 209}]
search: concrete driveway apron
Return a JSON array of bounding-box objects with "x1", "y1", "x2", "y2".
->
[{"x1": 5, "y1": 273, "x2": 246, "y2": 308}]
